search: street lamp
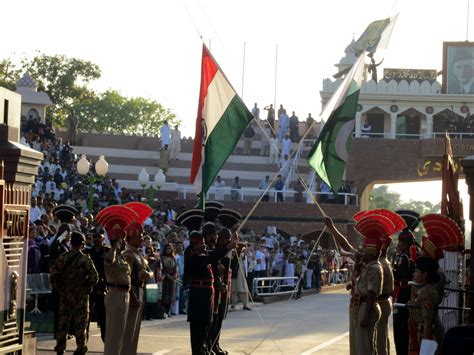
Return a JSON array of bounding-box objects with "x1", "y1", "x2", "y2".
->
[
  {"x1": 138, "y1": 168, "x2": 149, "y2": 201},
  {"x1": 154, "y1": 168, "x2": 166, "y2": 190},
  {"x1": 138, "y1": 168, "x2": 166, "y2": 206},
  {"x1": 77, "y1": 154, "x2": 109, "y2": 212}
]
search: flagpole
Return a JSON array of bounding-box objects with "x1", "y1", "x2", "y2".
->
[
  {"x1": 241, "y1": 41, "x2": 246, "y2": 99},
  {"x1": 274, "y1": 44, "x2": 278, "y2": 108},
  {"x1": 467, "y1": 0, "x2": 471, "y2": 41}
]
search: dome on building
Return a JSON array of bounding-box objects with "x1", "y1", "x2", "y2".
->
[
  {"x1": 338, "y1": 39, "x2": 357, "y2": 66},
  {"x1": 16, "y1": 72, "x2": 38, "y2": 91}
]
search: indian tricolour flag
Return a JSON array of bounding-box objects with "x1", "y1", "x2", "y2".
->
[
  {"x1": 190, "y1": 45, "x2": 253, "y2": 202},
  {"x1": 307, "y1": 52, "x2": 366, "y2": 193}
]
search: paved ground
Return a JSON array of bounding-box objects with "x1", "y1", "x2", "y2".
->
[{"x1": 37, "y1": 288, "x2": 395, "y2": 354}]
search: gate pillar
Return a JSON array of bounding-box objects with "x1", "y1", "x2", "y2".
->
[{"x1": 0, "y1": 87, "x2": 42, "y2": 354}]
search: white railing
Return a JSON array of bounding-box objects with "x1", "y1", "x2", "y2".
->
[
  {"x1": 284, "y1": 140, "x2": 305, "y2": 188},
  {"x1": 355, "y1": 131, "x2": 474, "y2": 139},
  {"x1": 176, "y1": 185, "x2": 358, "y2": 205},
  {"x1": 306, "y1": 170, "x2": 316, "y2": 203},
  {"x1": 252, "y1": 276, "x2": 299, "y2": 297}
]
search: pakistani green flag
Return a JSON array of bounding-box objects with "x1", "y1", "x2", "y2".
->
[
  {"x1": 307, "y1": 53, "x2": 366, "y2": 193},
  {"x1": 352, "y1": 14, "x2": 398, "y2": 55}
]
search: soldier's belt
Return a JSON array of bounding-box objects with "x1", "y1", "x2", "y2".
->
[
  {"x1": 106, "y1": 282, "x2": 130, "y2": 291},
  {"x1": 190, "y1": 279, "x2": 214, "y2": 288}
]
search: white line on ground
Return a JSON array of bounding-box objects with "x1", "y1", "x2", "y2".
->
[
  {"x1": 300, "y1": 331, "x2": 349, "y2": 354},
  {"x1": 152, "y1": 350, "x2": 173, "y2": 355}
]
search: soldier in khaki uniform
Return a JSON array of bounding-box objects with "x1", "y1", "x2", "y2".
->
[
  {"x1": 50, "y1": 232, "x2": 98, "y2": 355},
  {"x1": 95, "y1": 205, "x2": 139, "y2": 355},
  {"x1": 406, "y1": 214, "x2": 464, "y2": 354},
  {"x1": 122, "y1": 222, "x2": 154, "y2": 355},
  {"x1": 408, "y1": 257, "x2": 445, "y2": 354},
  {"x1": 377, "y1": 235, "x2": 395, "y2": 355},
  {"x1": 354, "y1": 238, "x2": 383, "y2": 355},
  {"x1": 352, "y1": 209, "x2": 406, "y2": 355}
]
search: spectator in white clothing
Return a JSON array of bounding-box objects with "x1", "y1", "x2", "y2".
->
[
  {"x1": 213, "y1": 175, "x2": 226, "y2": 200},
  {"x1": 169, "y1": 125, "x2": 181, "y2": 160},
  {"x1": 30, "y1": 197, "x2": 42, "y2": 223},
  {"x1": 252, "y1": 103, "x2": 260, "y2": 120},
  {"x1": 254, "y1": 245, "x2": 267, "y2": 277},
  {"x1": 279, "y1": 154, "x2": 291, "y2": 179},
  {"x1": 269, "y1": 132, "x2": 279, "y2": 164},
  {"x1": 260, "y1": 123, "x2": 271, "y2": 156},
  {"x1": 160, "y1": 120, "x2": 171, "y2": 148},
  {"x1": 281, "y1": 133, "x2": 292, "y2": 157}
]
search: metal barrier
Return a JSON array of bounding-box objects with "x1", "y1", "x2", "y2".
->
[
  {"x1": 176, "y1": 185, "x2": 358, "y2": 205},
  {"x1": 252, "y1": 276, "x2": 299, "y2": 297},
  {"x1": 26, "y1": 273, "x2": 52, "y2": 314},
  {"x1": 353, "y1": 131, "x2": 474, "y2": 140}
]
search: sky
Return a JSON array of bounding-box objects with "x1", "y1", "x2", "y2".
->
[
  {"x1": 382, "y1": 180, "x2": 471, "y2": 247},
  {"x1": 1, "y1": 0, "x2": 472, "y2": 138},
  {"x1": 1, "y1": 0, "x2": 473, "y2": 217}
]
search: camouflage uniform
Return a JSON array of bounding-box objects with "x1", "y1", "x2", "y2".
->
[{"x1": 50, "y1": 250, "x2": 98, "y2": 355}]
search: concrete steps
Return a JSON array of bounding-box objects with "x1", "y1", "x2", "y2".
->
[{"x1": 72, "y1": 142, "x2": 312, "y2": 192}]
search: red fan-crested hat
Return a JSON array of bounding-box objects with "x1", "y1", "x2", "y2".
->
[
  {"x1": 123, "y1": 202, "x2": 153, "y2": 224},
  {"x1": 420, "y1": 214, "x2": 464, "y2": 259},
  {"x1": 125, "y1": 222, "x2": 144, "y2": 238},
  {"x1": 354, "y1": 209, "x2": 407, "y2": 247},
  {"x1": 96, "y1": 205, "x2": 139, "y2": 240}
]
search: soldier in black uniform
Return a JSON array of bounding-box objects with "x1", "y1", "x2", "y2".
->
[
  {"x1": 393, "y1": 210, "x2": 420, "y2": 355},
  {"x1": 208, "y1": 209, "x2": 242, "y2": 355},
  {"x1": 201, "y1": 202, "x2": 223, "y2": 353},
  {"x1": 186, "y1": 228, "x2": 236, "y2": 354},
  {"x1": 203, "y1": 222, "x2": 220, "y2": 353}
]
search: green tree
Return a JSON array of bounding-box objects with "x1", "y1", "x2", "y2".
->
[
  {"x1": 369, "y1": 185, "x2": 441, "y2": 245},
  {"x1": 22, "y1": 54, "x2": 101, "y2": 126},
  {"x1": 0, "y1": 58, "x2": 21, "y2": 91},
  {"x1": 369, "y1": 185, "x2": 441, "y2": 214},
  {"x1": 369, "y1": 185, "x2": 402, "y2": 210},
  {"x1": 0, "y1": 53, "x2": 177, "y2": 133},
  {"x1": 73, "y1": 90, "x2": 176, "y2": 135}
]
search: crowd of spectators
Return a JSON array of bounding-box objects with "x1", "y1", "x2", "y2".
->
[
  {"x1": 27, "y1": 197, "x2": 352, "y2": 322},
  {"x1": 226, "y1": 103, "x2": 357, "y2": 202},
  {"x1": 23, "y1": 113, "x2": 352, "y2": 323},
  {"x1": 20, "y1": 114, "x2": 145, "y2": 215}
]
